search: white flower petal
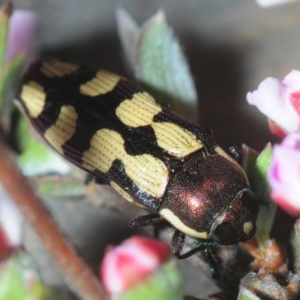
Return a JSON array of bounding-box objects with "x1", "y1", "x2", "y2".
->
[
  {"x1": 247, "y1": 73, "x2": 300, "y2": 132},
  {"x1": 283, "y1": 70, "x2": 300, "y2": 91}
]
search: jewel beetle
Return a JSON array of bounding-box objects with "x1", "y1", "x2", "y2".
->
[{"x1": 17, "y1": 59, "x2": 259, "y2": 258}]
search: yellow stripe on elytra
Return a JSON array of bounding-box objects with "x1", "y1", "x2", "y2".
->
[
  {"x1": 41, "y1": 60, "x2": 79, "y2": 77},
  {"x1": 20, "y1": 81, "x2": 46, "y2": 118},
  {"x1": 44, "y1": 105, "x2": 78, "y2": 154},
  {"x1": 159, "y1": 208, "x2": 209, "y2": 239},
  {"x1": 80, "y1": 70, "x2": 121, "y2": 97},
  {"x1": 82, "y1": 129, "x2": 169, "y2": 198},
  {"x1": 116, "y1": 93, "x2": 203, "y2": 157},
  {"x1": 116, "y1": 92, "x2": 162, "y2": 127},
  {"x1": 152, "y1": 122, "x2": 203, "y2": 157}
]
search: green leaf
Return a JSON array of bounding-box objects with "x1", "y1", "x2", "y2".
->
[
  {"x1": 18, "y1": 136, "x2": 72, "y2": 176},
  {"x1": 20, "y1": 150, "x2": 89, "y2": 199},
  {"x1": 116, "y1": 9, "x2": 198, "y2": 123},
  {"x1": 16, "y1": 116, "x2": 72, "y2": 176},
  {"x1": 243, "y1": 143, "x2": 276, "y2": 249},
  {"x1": 36, "y1": 175, "x2": 90, "y2": 198},
  {"x1": 0, "y1": 54, "x2": 25, "y2": 131},
  {"x1": 139, "y1": 12, "x2": 197, "y2": 103},
  {"x1": 16, "y1": 115, "x2": 88, "y2": 199},
  {"x1": 238, "y1": 286, "x2": 261, "y2": 300},
  {"x1": 0, "y1": 251, "x2": 68, "y2": 300}
]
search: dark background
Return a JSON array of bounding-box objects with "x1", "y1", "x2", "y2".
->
[{"x1": 4, "y1": 0, "x2": 300, "y2": 298}]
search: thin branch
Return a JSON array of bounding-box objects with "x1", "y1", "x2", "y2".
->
[{"x1": 0, "y1": 143, "x2": 108, "y2": 300}]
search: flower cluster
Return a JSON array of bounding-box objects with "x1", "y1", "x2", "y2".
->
[{"x1": 247, "y1": 70, "x2": 300, "y2": 216}]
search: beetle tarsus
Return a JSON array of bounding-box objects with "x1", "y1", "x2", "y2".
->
[
  {"x1": 176, "y1": 245, "x2": 207, "y2": 259},
  {"x1": 203, "y1": 248, "x2": 222, "y2": 279},
  {"x1": 175, "y1": 238, "x2": 219, "y2": 259}
]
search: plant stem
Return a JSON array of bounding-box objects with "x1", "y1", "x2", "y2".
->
[{"x1": 0, "y1": 143, "x2": 108, "y2": 300}]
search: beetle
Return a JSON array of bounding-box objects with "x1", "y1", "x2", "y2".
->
[{"x1": 17, "y1": 59, "x2": 259, "y2": 258}]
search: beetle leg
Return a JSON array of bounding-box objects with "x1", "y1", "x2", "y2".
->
[
  {"x1": 228, "y1": 146, "x2": 242, "y2": 164},
  {"x1": 203, "y1": 248, "x2": 222, "y2": 279},
  {"x1": 177, "y1": 246, "x2": 209, "y2": 259},
  {"x1": 129, "y1": 213, "x2": 163, "y2": 228},
  {"x1": 171, "y1": 230, "x2": 209, "y2": 259},
  {"x1": 171, "y1": 229, "x2": 185, "y2": 257},
  {"x1": 84, "y1": 174, "x2": 94, "y2": 185},
  {"x1": 174, "y1": 235, "x2": 219, "y2": 259}
]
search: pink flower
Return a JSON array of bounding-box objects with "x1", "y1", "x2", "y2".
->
[
  {"x1": 247, "y1": 70, "x2": 300, "y2": 137},
  {"x1": 100, "y1": 236, "x2": 170, "y2": 295},
  {"x1": 268, "y1": 133, "x2": 300, "y2": 216},
  {"x1": 5, "y1": 9, "x2": 39, "y2": 70}
]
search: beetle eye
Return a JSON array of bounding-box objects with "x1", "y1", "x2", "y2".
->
[
  {"x1": 240, "y1": 190, "x2": 259, "y2": 215},
  {"x1": 211, "y1": 222, "x2": 237, "y2": 245}
]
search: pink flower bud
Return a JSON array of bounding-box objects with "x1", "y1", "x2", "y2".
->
[
  {"x1": 5, "y1": 10, "x2": 39, "y2": 69},
  {"x1": 247, "y1": 71, "x2": 300, "y2": 137},
  {"x1": 100, "y1": 236, "x2": 170, "y2": 295},
  {"x1": 268, "y1": 133, "x2": 300, "y2": 216}
]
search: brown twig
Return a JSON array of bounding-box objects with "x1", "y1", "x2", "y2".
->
[{"x1": 0, "y1": 143, "x2": 108, "y2": 300}]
